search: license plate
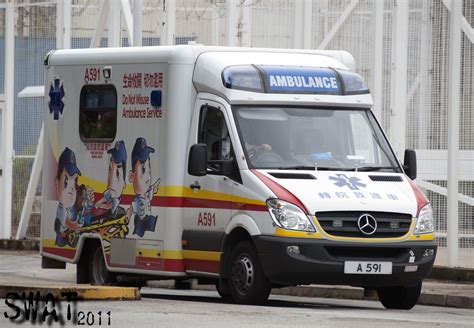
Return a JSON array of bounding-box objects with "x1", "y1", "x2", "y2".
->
[{"x1": 344, "y1": 261, "x2": 392, "y2": 274}]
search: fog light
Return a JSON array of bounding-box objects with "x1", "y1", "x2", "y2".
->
[
  {"x1": 423, "y1": 248, "x2": 435, "y2": 257},
  {"x1": 287, "y1": 245, "x2": 300, "y2": 255}
]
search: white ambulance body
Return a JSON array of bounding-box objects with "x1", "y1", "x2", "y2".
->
[{"x1": 41, "y1": 45, "x2": 436, "y2": 309}]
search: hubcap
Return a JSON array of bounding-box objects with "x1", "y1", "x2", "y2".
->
[{"x1": 231, "y1": 254, "x2": 254, "y2": 295}]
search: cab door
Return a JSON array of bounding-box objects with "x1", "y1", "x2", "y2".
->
[{"x1": 183, "y1": 99, "x2": 240, "y2": 273}]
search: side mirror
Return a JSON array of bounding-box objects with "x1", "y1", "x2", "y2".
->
[
  {"x1": 188, "y1": 144, "x2": 208, "y2": 176},
  {"x1": 403, "y1": 149, "x2": 417, "y2": 180}
]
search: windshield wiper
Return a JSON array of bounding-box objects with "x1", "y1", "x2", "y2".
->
[
  {"x1": 274, "y1": 166, "x2": 355, "y2": 171},
  {"x1": 316, "y1": 167, "x2": 356, "y2": 171},
  {"x1": 355, "y1": 166, "x2": 399, "y2": 172},
  {"x1": 274, "y1": 166, "x2": 316, "y2": 170}
]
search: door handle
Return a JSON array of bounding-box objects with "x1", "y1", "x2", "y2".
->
[{"x1": 190, "y1": 182, "x2": 201, "y2": 191}]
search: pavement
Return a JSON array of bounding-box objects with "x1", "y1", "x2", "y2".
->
[
  {"x1": 149, "y1": 279, "x2": 474, "y2": 309},
  {"x1": 0, "y1": 249, "x2": 473, "y2": 308},
  {"x1": 0, "y1": 250, "x2": 140, "y2": 301}
]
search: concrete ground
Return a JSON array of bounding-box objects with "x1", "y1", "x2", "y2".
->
[
  {"x1": 2, "y1": 288, "x2": 474, "y2": 327},
  {"x1": 1, "y1": 250, "x2": 473, "y2": 309}
]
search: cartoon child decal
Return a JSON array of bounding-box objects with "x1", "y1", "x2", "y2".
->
[
  {"x1": 127, "y1": 137, "x2": 160, "y2": 237},
  {"x1": 54, "y1": 147, "x2": 81, "y2": 247},
  {"x1": 95, "y1": 140, "x2": 127, "y2": 218}
]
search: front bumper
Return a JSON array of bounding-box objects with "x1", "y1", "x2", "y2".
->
[{"x1": 253, "y1": 235, "x2": 437, "y2": 288}]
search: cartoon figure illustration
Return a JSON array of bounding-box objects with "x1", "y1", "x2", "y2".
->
[
  {"x1": 127, "y1": 137, "x2": 160, "y2": 237},
  {"x1": 54, "y1": 147, "x2": 81, "y2": 247},
  {"x1": 95, "y1": 140, "x2": 127, "y2": 218},
  {"x1": 76, "y1": 185, "x2": 95, "y2": 227}
]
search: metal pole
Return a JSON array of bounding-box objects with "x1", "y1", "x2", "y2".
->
[
  {"x1": 418, "y1": 0, "x2": 432, "y2": 149},
  {"x1": 56, "y1": 0, "x2": 64, "y2": 49},
  {"x1": 227, "y1": 0, "x2": 238, "y2": 46},
  {"x1": 372, "y1": 0, "x2": 384, "y2": 120},
  {"x1": 212, "y1": 5, "x2": 219, "y2": 46},
  {"x1": 390, "y1": 0, "x2": 408, "y2": 158},
  {"x1": 91, "y1": 0, "x2": 108, "y2": 48},
  {"x1": 133, "y1": 0, "x2": 142, "y2": 46},
  {"x1": 63, "y1": 0, "x2": 71, "y2": 49},
  {"x1": 303, "y1": 0, "x2": 313, "y2": 49},
  {"x1": 16, "y1": 126, "x2": 43, "y2": 240},
  {"x1": 120, "y1": 0, "x2": 134, "y2": 46},
  {"x1": 108, "y1": 0, "x2": 121, "y2": 47},
  {"x1": 294, "y1": 0, "x2": 304, "y2": 48},
  {"x1": 241, "y1": 0, "x2": 252, "y2": 47},
  {"x1": 2, "y1": 0, "x2": 15, "y2": 238},
  {"x1": 318, "y1": 0, "x2": 359, "y2": 49},
  {"x1": 447, "y1": 0, "x2": 462, "y2": 268},
  {"x1": 163, "y1": 0, "x2": 175, "y2": 45}
]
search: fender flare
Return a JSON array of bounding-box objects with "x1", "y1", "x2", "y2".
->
[
  {"x1": 72, "y1": 233, "x2": 104, "y2": 263},
  {"x1": 225, "y1": 214, "x2": 261, "y2": 236}
]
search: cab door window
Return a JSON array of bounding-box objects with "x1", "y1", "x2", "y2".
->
[{"x1": 198, "y1": 106, "x2": 234, "y2": 173}]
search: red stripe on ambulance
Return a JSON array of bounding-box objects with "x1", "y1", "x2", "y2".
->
[{"x1": 251, "y1": 169, "x2": 309, "y2": 214}]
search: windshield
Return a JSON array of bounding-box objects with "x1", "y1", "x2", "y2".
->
[{"x1": 233, "y1": 106, "x2": 401, "y2": 172}]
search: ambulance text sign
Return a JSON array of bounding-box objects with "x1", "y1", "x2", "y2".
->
[{"x1": 262, "y1": 66, "x2": 341, "y2": 94}]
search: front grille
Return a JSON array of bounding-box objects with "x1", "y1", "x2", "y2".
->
[{"x1": 316, "y1": 211, "x2": 412, "y2": 238}]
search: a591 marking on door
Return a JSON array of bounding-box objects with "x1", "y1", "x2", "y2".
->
[{"x1": 198, "y1": 212, "x2": 216, "y2": 227}]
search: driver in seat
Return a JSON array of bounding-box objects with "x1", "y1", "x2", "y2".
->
[
  {"x1": 247, "y1": 142, "x2": 272, "y2": 158},
  {"x1": 241, "y1": 125, "x2": 272, "y2": 158}
]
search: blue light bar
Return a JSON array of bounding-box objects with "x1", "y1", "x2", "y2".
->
[
  {"x1": 222, "y1": 65, "x2": 264, "y2": 92},
  {"x1": 261, "y1": 66, "x2": 341, "y2": 94},
  {"x1": 336, "y1": 69, "x2": 370, "y2": 94},
  {"x1": 221, "y1": 65, "x2": 370, "y2": 95}
]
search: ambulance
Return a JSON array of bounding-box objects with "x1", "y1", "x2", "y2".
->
[{"x1": 41, "y1": 45, "x2": 437, "y2": 309}]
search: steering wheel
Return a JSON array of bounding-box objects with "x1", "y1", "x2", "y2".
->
[{"x1": 252, "y1": 149, "x2": 284, "y2": 163}]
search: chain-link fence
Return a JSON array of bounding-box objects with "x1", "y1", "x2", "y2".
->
[
  {"x1": 0, "y1": 0, "x2": 56, "y2": 238},
  {"x1": 0, "y1": 0, "x2": 472, "y2": 268}
]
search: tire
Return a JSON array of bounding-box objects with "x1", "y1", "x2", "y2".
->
[
  {"x1": 377, "y1": 282, "x2": 422, "y2": 310},
  {"x1": 227, "y1": 241, "x2": 271, "y2": 305},
  {"x1": 215, "y1": 279, "x2": 232, "y2": 301},
  {"x1": 89, "y1": 245, "x2": 116, "y2": 285}
]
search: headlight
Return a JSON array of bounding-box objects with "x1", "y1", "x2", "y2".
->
[
  {"x1": 414, "y1": 204, "x2": 434, "y2": 234},
  {"x1": 267, "y1": 199, "x2": 315, "y2": 232}
]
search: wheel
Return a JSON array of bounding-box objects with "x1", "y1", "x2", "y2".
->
[
  {"x1": 377, "y1": 282, "x2": 422, "y2": 310},
  {"x1": 228, "y1": 241, "x2": 271, "y2": 305},
  {"x1": 89, "y1": 245, "x2": 116, "y2": 285},
  {"x1": 215, "y1": 279, "x2": 232, "y2": 301}
]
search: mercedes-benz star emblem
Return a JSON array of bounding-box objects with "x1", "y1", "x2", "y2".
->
[{"x1": 357, "y1": 214, "x2": 377, "y2": 235}]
